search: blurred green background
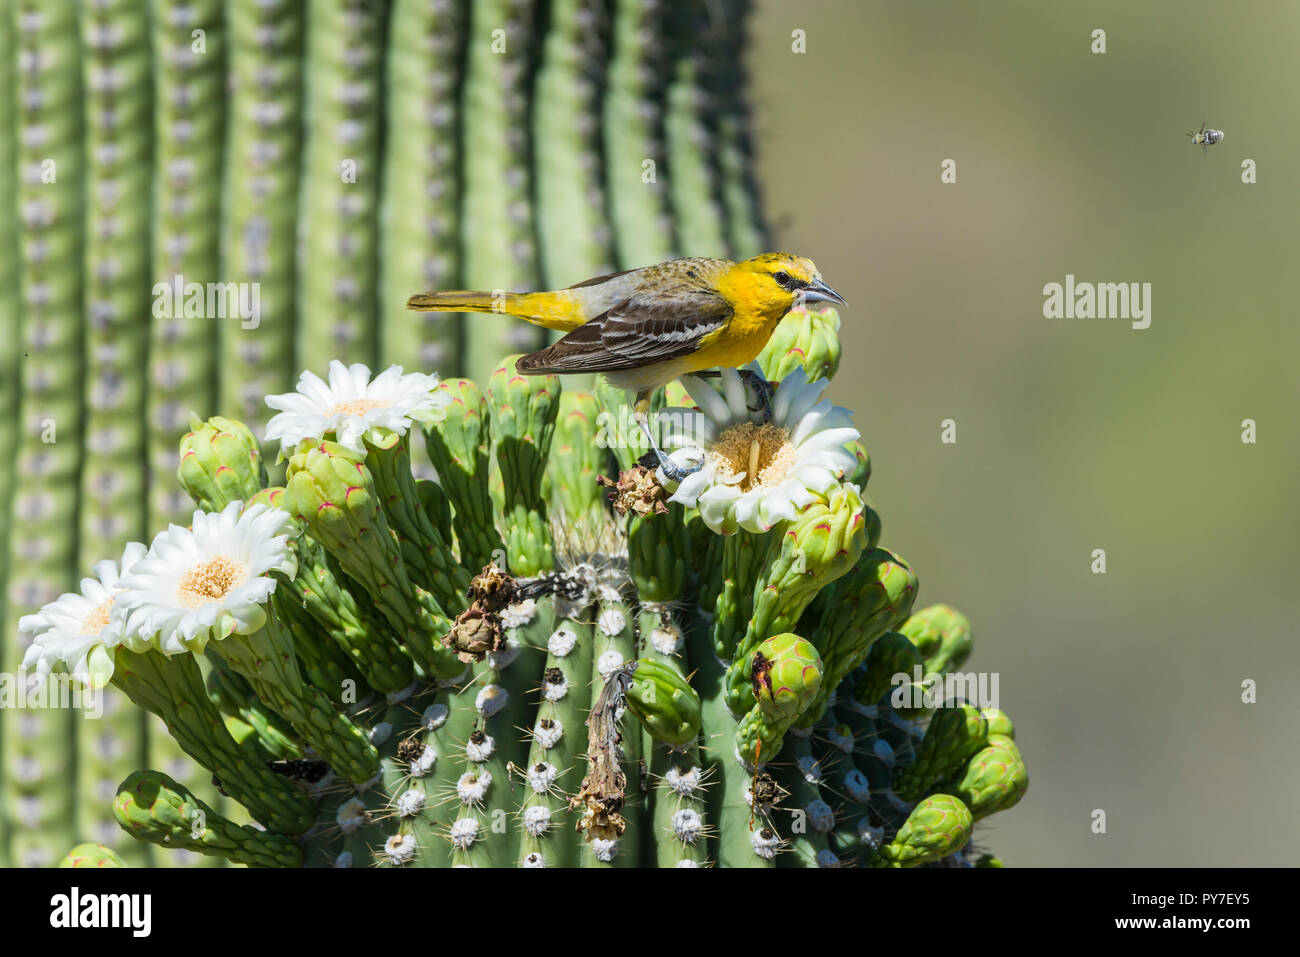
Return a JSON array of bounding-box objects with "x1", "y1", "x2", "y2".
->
[{"x1": 750, "y1": 0, "x2": 1299, "y2": 865}]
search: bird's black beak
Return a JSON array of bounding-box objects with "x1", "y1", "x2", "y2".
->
[{"x1": 802, "y1": 279, "x2": 847, "y2": 306}]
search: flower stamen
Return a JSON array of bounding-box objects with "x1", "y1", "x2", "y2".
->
[
  {"x1": 711, "y1": 422, "x2": 795, "y2": 493},
  {"x1": 81, "y1": 600, "x2": 113, "y2": 635},
  {"x1": 177, "y1": 556, "x2": 247, "y2": 608},
  {"x1": 325, "y1": 398, "x2": 387, "y2": 416}
]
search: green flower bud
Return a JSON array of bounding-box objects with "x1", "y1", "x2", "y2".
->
[
  {"x1": 283, "y1": 439, "x2": 375, "y2": 549},
  {"x1": 177, "y1": 415, "x2": 267, "y2": 511},
  {"x1": 901, "y1": 604, "x2": 973, "y2": 676},
  {"x1": 59, "y1": 843, "x2": 126, "y2": 868},
  {"x1": 114, "y1": 771, "x2": 303, "y2": 868},
  {"x1": 953, "y1": 738, "x2": 1028, "y2": 820},
  {"x1": 981, "y1": 707, "x2": 1015, "y2": 740},
  {"x1": 754, "y1": 633, "x2": 822, "y2": 720},
  {"x1": 625, "y1": 660, "x2": 702, "y2": 745},
  {"x1": 892, "y1": 704, "x2": 989, "y2": 801},
  {"x1": 725, "y1": 485, "x2": 871, "y2": 713},
  {"x1": 876, "y1": 794, "x2": 973, "y2": 867},
  {"x1": 845, "y1": 439, "x2": 871, "y2": 489},
  {"x1": 737, "y1": 633, "x2": 822, "y2": 765},
  {"x1": 756, "y1": 306, "x2": 843, "y2": 383}
]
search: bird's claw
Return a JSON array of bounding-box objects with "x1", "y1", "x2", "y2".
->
[
  {"x1": 649, "y1": 447, "x2": 704, "y2": 484},
  {"x1": 740, "y1": 369, "x2": 774, "y2": 422}
]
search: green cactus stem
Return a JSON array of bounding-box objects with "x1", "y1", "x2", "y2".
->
[{"x1": 109, "y1": 646, "x2": 316, "y2": 834}]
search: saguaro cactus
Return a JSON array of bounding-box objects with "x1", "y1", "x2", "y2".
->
[
  {"x1": 21, "y1": 306, "x2": 1029, "y2": 868},
  {"x1": 2, "y1": 1, "x2": 1030, "y2": 868}
]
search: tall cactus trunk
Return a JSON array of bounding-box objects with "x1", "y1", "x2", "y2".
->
[{"x1": 2, "y1": 0, "x2": 84, "y2": 869}]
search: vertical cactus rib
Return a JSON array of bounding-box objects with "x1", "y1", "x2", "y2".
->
[
  {"x1": 2, "y1": 0, "x2": 84, "y2": 869},
  {"x1": 76, "y1": 0, "x2": 152, "y2": 865},
  {"x1": 298, "y1": 0, "x2": 382, "y2": 374},
  {"x1": 532, "y1": 0, "x2": 613, "y2": 293},
  {"x1": 379, "y1": 0, "x2": 466, "y2": 374},
  {"x1": 145, "y1": 0, "x2": 229, "y2": 862},
  {"x1": 460, "y1": 0, "x2": 544, "y2": 385},
  {"x1": 711, "y1": 0, "x2": 767, "y2": 259},
  {"x1": 0, "y1": 0, "x2": 17, "y2": 868},
  {"x1": 602, "y1": 0, "x2": 674, "y2": 267},
  {"x1": 662, "y1": 0, "x2": 729, "y2": 257},
  {"x1": 220, "y1": 0, "x2": 304, "y2": 455}
]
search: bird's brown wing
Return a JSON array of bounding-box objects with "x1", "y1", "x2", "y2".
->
[{"x1": 516, "y1": 290, "x2": 733, "y2": 374}]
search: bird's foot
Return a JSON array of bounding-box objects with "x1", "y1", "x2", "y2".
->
[
  {"x1": 694, "y1": 368, "x2": 774, "y2": 422},
  {"x1": 638, "y1": 446, "x2": 705, "y2": 483}
]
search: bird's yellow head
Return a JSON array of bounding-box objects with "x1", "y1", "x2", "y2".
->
[{"x1": 730, "y1": 253, "x2": 847, "y2": 317}]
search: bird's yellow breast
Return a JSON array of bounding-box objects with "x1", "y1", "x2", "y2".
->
[{"x1": 705, "y1": 264, "x2": 796, "y2": 367}]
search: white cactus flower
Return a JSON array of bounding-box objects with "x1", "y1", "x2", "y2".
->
[
  {"x1": 113, "y1": 501, "x2": 297, "y2": 656},
  {"x1": 658, "y1": 364, "x2": 859, "y2": 535},
  {"x1": 264, "y1": 360, "x2": 452, "y2": 456},
  {"x1": 18, "y1": 541, "x2": 148, "y2": 689}
]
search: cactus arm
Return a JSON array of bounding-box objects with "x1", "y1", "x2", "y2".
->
[
  {"x1": 460, "y1": 0, "x2": 544, "y2": 385},
  {"x1": 711, "y1": 0, "x2": 768, "y2": 259},
  {"x1": 115, "y1": 770, "x2": 303, "y2": 867},
  {"x1": 298, "y1": 0, "x2": 382, "y2": 374},
  {"x1": 147, "y1": 0, "x2": 222, "y2": 531},
  {"x1": 379, "y1": 0, "x2": 464, "y2": 374},
  {"x1": 220, "y1": 0, "x2": 303, "y2": 452}
]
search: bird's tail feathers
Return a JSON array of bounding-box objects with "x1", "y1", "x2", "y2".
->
[{"x1": 405, "y1": 290, "x2": 516, "y2": 315}]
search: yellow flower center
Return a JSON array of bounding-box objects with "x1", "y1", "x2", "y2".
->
[
  {"x1": 81, "y1": 600, "x2": 113, "y2": 634},
  {"x1": 177, "y1": 555, "x2": 247, "y2": 609},
  {"x1": 710, "y1": 422, "x2": 796, "y2": 493},
  {"x1": 326, "y1": 398, "x2": 386, "y2": 416}
]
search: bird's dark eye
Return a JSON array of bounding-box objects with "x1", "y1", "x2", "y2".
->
[{"x1": 773, "y1": 271, "x2": 791, "y2": 287}]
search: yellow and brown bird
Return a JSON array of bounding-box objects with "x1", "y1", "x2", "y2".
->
[{"x1": 407, "y1": 252, "x2": 846, "y2": 474}]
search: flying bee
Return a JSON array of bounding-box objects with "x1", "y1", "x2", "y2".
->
[{"x1": 1187, "y1": 121, "x2": 1224, "y2": 154}]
